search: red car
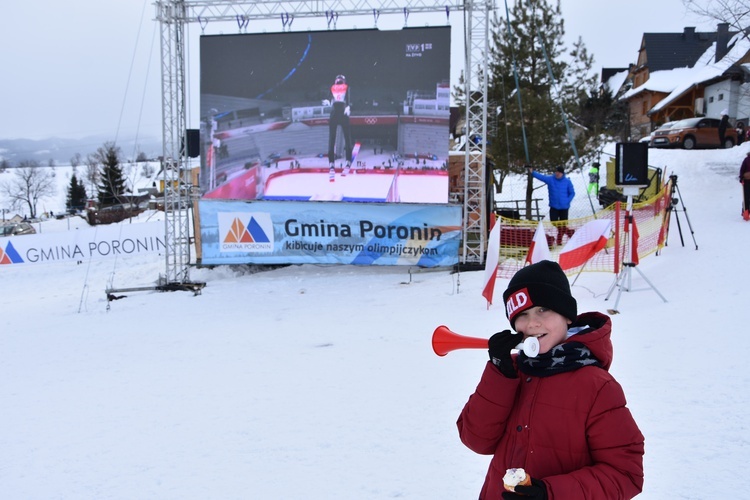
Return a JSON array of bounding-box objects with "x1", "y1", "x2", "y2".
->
[{"x1": 650, "y1": 117, "x2": 737, "y2": 149}]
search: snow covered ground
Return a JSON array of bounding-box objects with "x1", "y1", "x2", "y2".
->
[{"x1": 1, "y1": 142, "x2": 749, "y2": 498}]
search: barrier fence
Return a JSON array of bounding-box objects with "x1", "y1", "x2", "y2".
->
[{"x1": 494, "y1": 182, "x2": 671, "y2": 279}]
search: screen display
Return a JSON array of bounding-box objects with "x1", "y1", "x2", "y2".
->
[{"x1": 199, "y1": 27, "x2": 451, "y2": 204}]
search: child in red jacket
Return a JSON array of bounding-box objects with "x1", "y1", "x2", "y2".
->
[{"x1": 457, "y1": 260, "x2": 644, "y2": 499}]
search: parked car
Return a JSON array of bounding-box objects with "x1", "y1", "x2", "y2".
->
[
  {"x1": 650, "y1": 117, "x2": 737, "y2": 149},
  {"x1": 0, "y1": 222, "x2": 36, "y2": 237},
  {"x1": 86, "y1": 205, "x2": 142, "y2": 225},
  {"x1": 646, "y1": 121, "x2": 679, "y2": 147}
]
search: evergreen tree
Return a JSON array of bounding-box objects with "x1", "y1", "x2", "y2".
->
[
  {"x1": 95, "y1": 142, "x2": 126, "y2": 207},
  {"x1": 486, "y1": 0, "x2": 597, "y2": 214},
  {"x1": 66, "y1": 174, "x2": 88, "y2": 213},
  {"x1": 578, "y1": 87, "x2": 630, "y2": 145}
]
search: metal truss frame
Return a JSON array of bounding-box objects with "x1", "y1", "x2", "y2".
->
[{"x1": 154, "y1": 0, "x2": 492, "y2": 283}]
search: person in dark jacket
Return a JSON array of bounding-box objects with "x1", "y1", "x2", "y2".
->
[
  {"x1": 457, "y1": 260, "x2": 645, "y2": 500},
  {"x1": 719, "y1": 110, "x2": 729, "y2": 148},
  {"x1": 736, "y1": 121, "x2": 745, "y2": 146},
  {"x1": 587, "y1": 162, "x2": 600, "y2": 196},
  {"x1": 528, "y1": 166, "x2": 575, "y2": 245},
  {"x1": 739, "y1": 152, "x2": 750, "y2": 219}
]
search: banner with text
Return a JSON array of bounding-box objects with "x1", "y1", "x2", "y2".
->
[
  {"x1": 0, "y1": 222, "x2": 165, "y2": 266},
  {"x1": 199, "y1": 200, "x2": 461, "y2": 267}
]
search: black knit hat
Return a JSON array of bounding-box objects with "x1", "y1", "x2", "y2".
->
[
  {"x1": 556, "y1": 166, "x2": 565, "y2": 173},
  {"x1": 503, "y1": 260, "x2": 577, "y2": 330}
]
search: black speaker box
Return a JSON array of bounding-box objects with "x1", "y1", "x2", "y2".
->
[
  {"x1": 183, "y1": 129, "x2": 200, "y2": 158},
  {"x1": 614, "y1": 142, "x2": 649, "y2": 186}
]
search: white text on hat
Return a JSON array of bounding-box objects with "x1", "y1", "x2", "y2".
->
[{"x1": 506, "y1": 288, "x2": 531, "y2": 320}]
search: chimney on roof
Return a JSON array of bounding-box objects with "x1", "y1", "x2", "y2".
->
[
  {"x1": 683, "y1": 27, "x2": 696, "y2": 39},
  {"x1": 716, "y1": 22, "x2": 730, "y2": 62}
]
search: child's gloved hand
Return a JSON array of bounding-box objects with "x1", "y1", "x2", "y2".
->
[
  {"x1": 488, "y1": 330, "x2": 520, "y2": 379},
  {"x1": 502, "y1": 477, "x2": 548, "y2": 499},
  {"x1": 322, "y1": 99, "x2": 331, "y2": 106},
  {"x1": 344, "y1": 106, "x2": 350, "y2": 116}
]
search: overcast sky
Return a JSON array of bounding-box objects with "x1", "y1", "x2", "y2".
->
[{"x1": 0, "y1": 0, "x2": 715, "y2": 142}]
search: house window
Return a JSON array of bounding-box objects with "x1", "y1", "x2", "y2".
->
[
  {"x1": 718, "y1": 94, "x2": 724, "y2": 101},
  {"x1": 709, "y1": 96, "x2": 714, "y2": 103},
  {"x1": 642, "y1": 101, "x2": 647, "y2": 115}
]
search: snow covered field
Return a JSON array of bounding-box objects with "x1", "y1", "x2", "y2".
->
[{"x1": 1, "y1": 142, "x2": 749, "y2": 498}]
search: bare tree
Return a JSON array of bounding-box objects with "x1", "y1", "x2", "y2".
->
[
  {"x1": 84, "y1": 154, "x2": 100, "y2": 199},
  {"x1": 141, "y1": 162, "x2": 155, "y2": 179},
  {"x1": 684, "y1": 0, "x2": 750, "y2": 36},
  {"x1": 70, "y1": 153, "x2": 82, "y2": 175},
  {"x1": 0, "y1": 160, "x2": 56, "y2": 219}
]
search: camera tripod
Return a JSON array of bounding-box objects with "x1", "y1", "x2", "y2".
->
[
  {"x1": 661, "y1": 174, "x2": 698, "y2": 251},
  {"x1": 605, "y1": 189, "x2": 668, "y2": 312}
]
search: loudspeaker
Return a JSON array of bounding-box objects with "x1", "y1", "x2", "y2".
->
[
  {"x1": 614, "y1": 142, "x2": 649, "y2": 186},
  {"x1": 183, "y1": 129, "x2": 200, "y2": 158}
]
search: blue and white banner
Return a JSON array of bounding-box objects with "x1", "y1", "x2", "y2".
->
[
  {"x1": 0, "y1": 222, "x2": 165, "y2": 266},
  {"x1": 199, "y1": 200, "x2": 461, "y2": 267}
]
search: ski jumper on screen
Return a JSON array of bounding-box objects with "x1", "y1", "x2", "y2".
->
[{"x1": 327, "y1": 75, "x2": 353, "y2": 177}]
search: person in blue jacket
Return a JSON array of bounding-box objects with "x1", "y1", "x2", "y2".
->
[{"x1": 527, "y1": 165, "x2": 575, "y2": 245}]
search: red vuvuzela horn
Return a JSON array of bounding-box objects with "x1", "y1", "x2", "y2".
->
[{"x1": 432, "y1": 325, "x2": 489, "y2": 357}]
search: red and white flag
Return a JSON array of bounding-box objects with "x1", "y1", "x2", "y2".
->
[
  {"x1": 629, "y1": 216, "x2": 640, "y2": 265},
  {"x1": 482, "y1": 214, "x2": 501, "y2": 305},
  {"x1": 558, "y1": 219, "x2": 612, "y2": 271},
  {"x1": 525, "y1": 220, "x2": 552, "y2": 265}
]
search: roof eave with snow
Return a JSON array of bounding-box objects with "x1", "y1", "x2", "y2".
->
[{"x1": 626, "y1": 33, "x2": 750, "y2": 113}]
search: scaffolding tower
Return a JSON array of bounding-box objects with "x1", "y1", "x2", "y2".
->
[{"x1": 153, "y1": 0, "x2": 492, "y2": 285}]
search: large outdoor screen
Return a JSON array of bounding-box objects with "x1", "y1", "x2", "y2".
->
[{"x1": 199, "y1": 27, "x2": 451, "y2": 204}]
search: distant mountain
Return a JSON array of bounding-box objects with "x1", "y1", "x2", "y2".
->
[{"x1": 0, "y1": 135, "x2": 163, "y2": 165}]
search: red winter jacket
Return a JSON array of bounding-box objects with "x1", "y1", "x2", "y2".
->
[
  {"x1": 457, "y1": 312, "x2": 644, "y2": 499},
  {"x1": 740, "y1": 154, "x2": 750, "y2": 182}
]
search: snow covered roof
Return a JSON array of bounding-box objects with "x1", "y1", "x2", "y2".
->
[
  {"x1": 603, "y1": 69, "x2": 629, "y2": 96},
  {"x1": 621, "y1": 67, "x2": 696, "y2": 99},
  {"x1": 622, "y1": 32, "x2": 750, "y2": 114}
]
